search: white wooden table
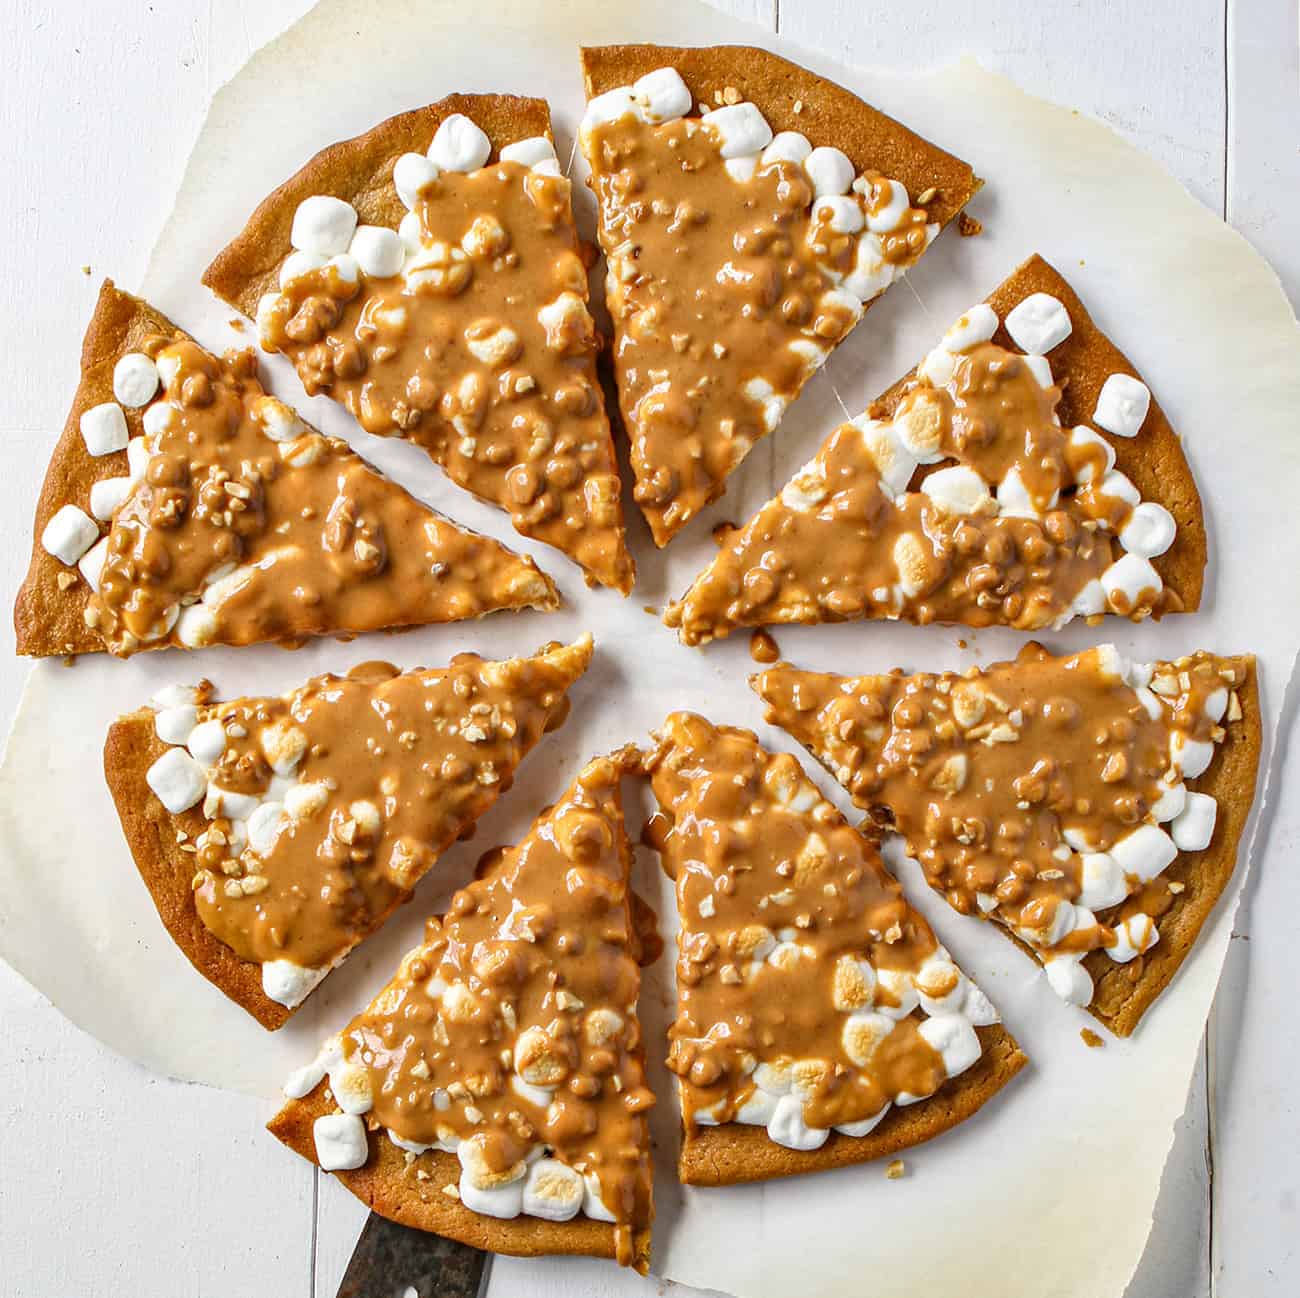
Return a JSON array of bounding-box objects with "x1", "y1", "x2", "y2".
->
[{"x1": 1, "y1": 2, "x2": 1295, "y2": 1294}]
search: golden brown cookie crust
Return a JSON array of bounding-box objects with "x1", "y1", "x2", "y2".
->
[
  {"x1": 202, "y1": 95, "x2": 552, "y2": 321},
  {"x1": 268, "y1": 1081, "x2": 651, "y2": 1271},
  {"x1": 678, "y1": 1022, "x2": 1025, "y2": 1186},
  {"x1": 580, "y1": 45, "x2": 981, "y2": 233},
  {"x1": 14, "y1": 281, "x2": 188, "y2": 658}
]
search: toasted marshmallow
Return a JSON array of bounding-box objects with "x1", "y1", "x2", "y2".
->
[
  {"x1": 703, "y1": 102, "x2": 772, "y2": 159},
  {"x1": 262, "y1": 959, "x2": 328, "y2": 1009},
  {"x1": 804, "y1": 145, "x2": 854, "y2": 196},
  {"x1": 633, "y1": 67, "x2": 692, "y2": 123},
  {"x1": 393, "y1": 152, "x2": 439, "y2": 209},
  {"x1": 1093, "y1": 373, "x2": 1151, "y2": 437},
  {"x1": 913, "y1": 953, "x2": 966, "y2": 1015},
  {"x1": 923, "y1": 464, "x2": 994, "y2": 517},
  {"x1": 1078, "y1": 852, "x2": 1128, "y2": 911},
  {"x1": 112, "y1": 354, "x2": 160, "y2": 408},
  {"x1": 429, "y1": 114, "x2": 491, "y2": 172},
  {"x1": 349, "y1": 225, "x2": 404, "y2": 279},
  {"x1": 146, "y1": 748, "x2": 207, "y2": 814},
  {"x1": 313, "y1": 1114, "x2": 369, "y2": 1171},
  {"x1": 328, "y1": 1058, "x2": 374, "y2": 1117},
  {"x1": 284, "y1": 780, "x2": 329, "y2": 821},
  {"x1": 1171, "y1": 791, "x2": 1217, "y2": 851},
  {"x1": 89, "y1": 475, "x2": 132, "y2": 521},
  {"x1": 290, "y1": 195, "x2": 357, "y2": 256},
  {"x1": 1004, "y1": 293, "x2": 1072, "y2": 354},
  {"x1": 1119, "y1": 501, "x2": 1177, "y2": 558},
  {"x1": 80, "y1": 402, "x2": 129, "y2": 457},
  {"x1": 521, "y1": 1158, "x2": 583, "y2": 1222},
  {"x1": 1111, "y1": 823, "x2": 1177, "y2": 883}
]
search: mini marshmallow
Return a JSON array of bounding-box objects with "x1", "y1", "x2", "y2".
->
[
  {"x1": 146, "y1": 748, "x2": 207, "y2": 814},
  {"x1": 1171, "y1": 791, "x2": 1217, "y2": 851},
  {"x1": 874, "y1": 969, "x2": 920, "y2": 1021},
  {"x1": 1107, "y1": 913, "x2": 1158, "y2": 964},
  {"x1": 154, "y1": 703, "x2": 198, "y2": 746},
  {"x1": 77, "y1": 536, "x2": 109, "y2": 592},
  {"x1": 398, "y1": 211, "x2": 424, "y2": 251},
  {"x1": 1069, "y1": 579, "x2": 1106, "y2": 619},
  {"x1": 112, "y1": 353, "x2": 160, "y2": 408},
  {"x1": 583, "y1": 1173, "x2": 616, "y2": 1223},
  {"x1": 1134, "y1": 687, "x2": 1164, "y2": 721},
  {"x1": 858, "y1": 418, "x2": 919, "y2": 496},
  {"x1": 324, "y1": 253, "x2": 359, "y2": 286},
  {"x1": 41, "y1": 504, "x2": 99, "y2": 565},
  {"x1": 460, "y1": 1173, "x2": 525, "y2": 1220},
  {"x1": 205, "y1": 785, "x2": 259, "y2": 822},
  {"x1": 864, "y1": 177, "x2": 910, "y2": 234},
  {"x1": 913, "y1": 954, "x2": 966, "y2": 1015},
  {"x1": 187, "y1": 718, "x2": 227, "y2": 766},
  {"x1": 703, "y1": 102, "x2": 772, "y2": 159},
  {"x1": 941, "y1": 303, "x2": 999, "y2": 355},
  {"x1": 278, "y1": 249, "x2": 326, "y2": 289},
  {"x1": 429, "y1": 114, "x2": 491, "y2": 172},
  {"x1": 997, "y1": 465, "x2": 1050, "y2": 518},
  {"x1": 499, "y1": 135, "x2": 557, "y2": 168},
  {"x1": 253, "y1": 396, "x2": 306, "y2": 444},
  {"x1": 632, "y1": 67, "x2": 692, "y2": 123},
  {"x1": 810, "y1": 194, "x2": 865, "y2": 234},
  {"x1": 1171, "y1": 732, "x2": 1216, "y2": 780},
  {"x1": 328, "y1": 1059, "x2": 374, "y2": 1116},
  {"x1": 1111, "y1": 823, "x2": 1177, "y2": 883},
  {"x1": 834, "y1": 1103, "x2": 891, "y2": 1138},
  {"x1": 1102, "y1": 553, "x2": 1163, "y2": 610},
  {"x1": 348, "y1": 225, "x2": 405, "y2": 279},
  {"x1": 89, "y1": 475, "x2": 132, "y2": 521},
  {"x1": 961, "y1": 982, "x2": 1000, "y2": 1027},
  {"x1": 247, "y1": 802, "x2": 287, "y2": 855},
  {"x1": 842, "y1": 232, "x2": 894, "y2": 302},
  {"x1": 283, "y1": 1047, "x2": 331, "y2": 1100},
  {"x1": 767, "y1": 1094, "x2": 829, "y2": 1152},
  {"x1": 1119, "y1": 501, "x2": 1177, "y2": 558},
  {"x1": 762, "y1": 131, "x2": 812, "y2": 166},
  {"x1": 735, "y1": 1087, "x2": 780, "y2": 1126},
  {"x1": 1004, "y1": 293, "x2": 1072, "y2": 355},
  {"x1": 285, "y1": 780, "x2": 329, "y2": 821},
  {"x1": 79, "y1": 402, "x2": 129, "y2": 457},
  {"x1": 582, "y1": 87, "x2": 642, "y2": 131},
  {"x1": 1022, "y1": 354, "x2": 1055, "y2": 389},
  {"x1": 290, "y1": 195, "x2": 358, "y2": 256},
  {"x1": 521, "y1": 1159, "x2": 584, "y2": 1222},
  {"x1": 1204, "y1": 687, "x2": 1229, "y2": 722},
  {"x1": 313, "y1": 1114, "x2": 369, "y2": 1171},
  {"x1": 1078, "y1": 852, "x2": 1128, "y2": 911},
  {"x1": 393, "y1": 151, "x2": 440, "y2": 209},
  {"x1": 1098, "y1": 469, "x2": 1140, "y2": 508},
  {"x1": 1044, "y1": 954, "x2": 1093, "y2": 1006},
  {"x1": 155, "y1": 353, "x2": 183, "y2": 389},
  {"x1": 804, "y1": 146, "x2": 854, "y2": 196},
  {"x1": 152, "y1": 684, "x2": 198, "y2": 710},
  {"x1": 1067, "y1": 425, "x2": 1115, "y2": 484},
  {"x1": 142, "y1": 401, "x2": 177, "y2": 439},
  {"x1": 917, "y1": 1014, "x2": 981, "y2": 1078},
  {"x1": 1093, "y1": 373, "x2": 1151, "y2": 437},
  {"x1": 1150, "y1": 781, "x2": 1187, "y2": 823},
  {"x1": 922, "y1": 465, "x2": 993, "y2": 517},
  {"x1": 263, "y1": 959, "x2": 328, "y2": 1009}
]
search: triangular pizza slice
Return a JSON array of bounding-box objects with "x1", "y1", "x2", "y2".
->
[
  {"x1": 104, "y1": 635, "x2": 592, "y2": 1029},
  {"x1": 14, "y1": 281, "x2": 556, "y2": 659},
  {"x1": 579, "y1": 44, "x2": 979, "y2": 546},
  {"x1": 204, "y1": 95, "x2": 634, "y2": 593},
  {"x1": 667, "y1": 255, "x2": 1207, "y2": 644},
  {"x1": 643, "y1": 712, "x2": 1025, "y2": 1185},
  {"x1": 268, "y1": 751, "x2": 655, "y2": 1271},
  {"x1": 753, "y1": 643, "x2": 1260, "y2": 1036}
]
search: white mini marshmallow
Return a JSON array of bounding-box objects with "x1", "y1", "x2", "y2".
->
[
  {"x1": 1171, "y1": 791, "x2": 1217, "y2": 851},
  {"x1": 1107, "y1": 913, "x2": 1158, "y2": 964},
  {"x1": 393, "y1": 151, "x2": 440, "y2": 209},
  {"x1": 1119, "y1": 501, "x2": 1177, "y2": 558},
  {"x1": 724, "y1": 156, "x2": 758, "y2": 183},
  {"x1": 142, "y1": 402, "x2": 176, "y2": 438},
  {"x1": 254, "y1": 397, "x2": 306, "y2": 444},
  {"x1": 1093, "y1": 373, "x2": 1151, "y2": 437},
  {"x1": 864, "y1": 177, "x2": 910, "y2": 233},
  {"x1": 767, "y1": 1094, "x2": 829, "y2": 1152},
  {"x1": 146, "y1": 748, "x2": 207, "y2": 814},
  {"x1": 875, "y1": 969, "x2": 920, "y2": 1020},
  {"x1": 1078, "y1": 852, "x2": 1128, "y2": 911},
  {"x1": 1004, "y1": 293, "x2": 1072, "y2": 355},
  {"x1": 996, "y1": 465, "x2": 1046, "y2": 518},
  {"x1": 834, "y1": 1103, "x2": 891, "y2": 1138},
  {"x1": 187, "y1": 718, "x2": 227, "y2": 766},
  {"x1": 154, "y1": 703, "x2": 198, "y2": 746},
  {"x1": 349, "y1": 225, "x2": 405, "y2": 279},
  {"x1": 632, "y1": 67, "x2": 692, "y2": 123},
  {"x1": 858, "y1": 418, "x2": 919, "y2": 496},
  {"x1": 1102, "y1": 553, "x2": 1163, "y2": 610},
  {"x1": 803, "y1": 146, "x2": 854, "y2": 196},
  {"x1": 1150, "y1": 781, "x2": 1187, "y2": 823},
  {"x1": 1134, "y1": 687, "x2": 1164, "y2": 721},
  {"x1": 1098, "y1": 469, "x2": 1140, "y2": 508},
  {"x1": 1044, "y1": 954, "x2": 1093, "y2": 1006},
  {"x1": 810, "y1": 194, "x2": 864, "y2": 234},
  {"x1": 1022, "y1": 354, "x2": 1055, "y2": 389},
  {"x1": 917, "y1": 1014, "x2": 981, "y2": 1078},
  {"x1": 1171, "y1": 731, "x2": 1216, "y2": 780},
  {"x1": 324, "y1": 253, "x2": 359, "y2": 286},
  {"x1": 941, "y1": 303, "x2": 999, "y2": 355},
  {"x1": 176, "y1": 604, "x2": 218, "y2": 649},
  {"x1": 205, "y1": 785, "x2": 259, "y2": 822},
  {"x1": 328, "y1": 1059, "x2": 374, "y2": 1117},
  {"x1": 842, "y1": 232, "x2": 894, "y2": 302},
  {"x1": 913, "y1": 954, "x2": 966, "y2": 1015},
  {"x1": 961, "y1": 982, "x2": 1000, "y2": 1027},
  {"x1": 1068, "y1": 425, "x2": 1115, "y2": 484},
  {"x1": 582, "y1": 87, "x2": 642, "y2": 131},
  {"x1": 41, "y1": 504, "x2": 99, "y2": 565},
  {"x1": 279, "y1": 249, "x2": 327, "y2": 289},
  {"x1": 922, "y1": 464, "x2": 993, "y2": 517},
  {"x1": 263, "y1": 959, "x2": 328, "y2": 1009},
  {"x1": 1204, "y1": 687, "x2": 1229, "y2": 722},
  {"x1": 522, "y1": 1159, "x2": 584, "y2": 1222},
  {"x1": 703, "y1": 102, "x2": 772, "y2": 159},
  {"x1": 762, "y1": 131, "x2": 812, "y2": 166},
  {"x1": 1069, "y1": 576, "x2": 1103, "y2": 620},
  {"x1": 79, "y1": 402, "x2": 129, "y2": 457},
  {"x1": 152, "y1": 684, "x2": 198, "y2": 710},
  {"x1": 290, "y1": 195, "x2": 358, "y2": 256},
  {"x1": 313, "y1": 1114, "x2": 369, "y2": 1171},
  {"x1": 582, "y1": 1173, "x2": 616, "y2": 1223},
  {"x1": 429, "y1": 113, "x2": 491, "y2": 172},
  {"x1": 398, "y1": 211, "x2": 424, "y2": 251},
  {"x1": 1111, "y1": 823, "x2": 1178, "y2": 883},
  {"x1": 283, "y1": 1045, "x2": 332, "y2": 1100},
  {"x1": 247, "y1": 802, "x2": 287, "y2": 855},
  {"x1": 459, "y1": 1173, "x2": 525, "y2": 1220},
  {"x1": 735, "y1": 1087, "x2": 780, "y2": 1126},
  {"x1": 89, "y1": 475, "x2": 132, "y2": 521},
  {"x1": 76, "y1": 535, "x2": 109, "y2": 592},
  {"x1": 499, "y1": 135, "x2": 557, "y2": 168},
  {"x1": 112, "y1": 353, "x2": 160, "y2": 408}
]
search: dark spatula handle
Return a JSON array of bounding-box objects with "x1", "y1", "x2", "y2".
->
[{"x1": 336, "y1": 1211, "x2": 490, "y2": 1298}]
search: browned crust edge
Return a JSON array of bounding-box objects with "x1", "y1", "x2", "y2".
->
[
  {"x1": 579, "y1": 44, "x2": 981, "y2": 231},
  {"x1": 14, "y1": 281, "x2": 188, "y2": 658},
  {"x1": 678, "y1": 1022, "x2": 1025, "y2": 1186},
  {"x1": 268, "y1": 1081, "x2": 650, "y2": 1271},
  {"x1": 202, "y1": 95, "x2": 553, "y2": 321}
]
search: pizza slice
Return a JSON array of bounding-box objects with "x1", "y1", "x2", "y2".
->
[
  {"x1": 14, "y1": 281, "x2": 557, "y2": 659},
  {"x1": 268, "y1": 751, "x2": 654, "y2": 1271},
  {"x1": 103, "y1": 635, "x2": 592, "y2": 1029},
  {"x1": 753, "y1": 643, "x2": 1260, "y2": 1036},
  {"x1": 579, "y1": 45, "x2": 979, "y2": 546},
  {"x1": 203, "y1": 96, "x2": 634, "y2": 594},
  {"x1": 667, "y1": 255, "x2": 1207, "y2": 644},
  {"x1": 643, "y1": 711, "x2": 1025, "y2": 1186}
]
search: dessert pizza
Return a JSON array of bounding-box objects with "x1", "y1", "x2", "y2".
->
[
  {"x1": 204, "y1": 96, "x2": 634, "y2": 593},
  {"x1": 643, "y1": 712, "x2": 1025, "y2": 1184},
  {"x1": 103, "y1": 636, "x2": 592, "y2": 1028},
  {"x1": 579, "y1": 45, "x2": 978, "y2": 545},
  {"x1": 14, "y1": 281, "x2": 556, "y2": 659},
  {"x1": 667, "y1": 255, "x2": 1207, "y2": 644},
  {"x1": 754, "y1": 643, "x2": 1260, "y2": 1035},
  {"x1": 269, "y1": 752, "x2": 655, "y2": 1270}
]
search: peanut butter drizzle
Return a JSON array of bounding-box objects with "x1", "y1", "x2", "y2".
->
[
  {"x1": 667, "y1": 341, "x2": 1153, "y2": 646},
  {"x1": 86, "y1": 338, "x2": 553, "y2": 657},
  {"x1": 644, "y1": 713, "x2": 951, "y2": 1134},
  {"x1": 187, "y1": 641, "x2": 589, "y2": 971},
  {"x1": 340, "y1": 755, "x2": 654, "y2": 1261},
  {"x1": 584, "y1": 113, "x2": 931, "y2": 546},
  {"x1": 258, "y1": 163, "x2": 633, "y2": 592},
  {"x1": 754, "y1": 644, "x2": 1244, "y2": 965}
]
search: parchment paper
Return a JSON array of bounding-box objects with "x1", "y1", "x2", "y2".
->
[{"x1": 1, "y1": 2, "x2": 1297, "y2": 1296}]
